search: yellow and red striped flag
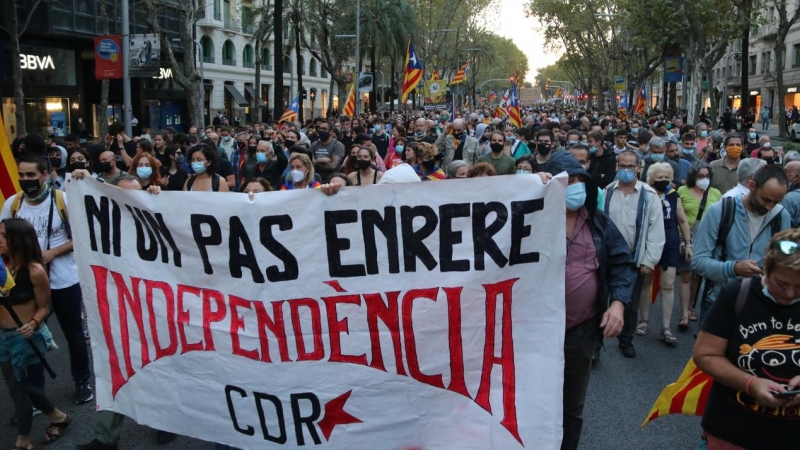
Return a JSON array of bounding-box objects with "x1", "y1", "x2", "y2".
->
[
  {"x1": 431, "y1": 69, "x2": 441, "y2": 81},
  {"x1": 0, "y1": 113, "x2": 20, "y2": 211},
  {"x1": 641, "y1": 358, "x2": 712, "y2": 427},
  {"x1": 342, "y1": 84, "x2": 356, "y2": 117},
  {"x1": 507, "y1": 68, "x2": 522, "y2": 128},
  {"x1": 278, "y1": 95, "x2": 300, "y2": 123},
  {"x1": 450, "y1": 62, "x2": 469, "y2": 85},
  {"x1": 634, "y1": 82, "x2": 647, "y2": 115},
  {"x1": 401, "y1": 39, "x2": 423, "y2": 104}
]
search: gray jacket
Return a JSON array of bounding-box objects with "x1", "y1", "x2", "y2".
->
[
  {"x1": 603, "y1": 180, "x2": 665, "y2": 269},
  {"x1": 436, "y1": 132, "x2": 481, "y2": 167},
  {"x1": 780, "y1": 186, "x2": 800, "y2": 228}
]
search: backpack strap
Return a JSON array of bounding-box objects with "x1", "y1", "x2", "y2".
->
[
  {"x1": 631, "y1": 188, "x2": 648, "y2": 261},
  {"x1": 9, "y1": 194, "x2": 22, "y2": 219},
  {"x1": 53, "y1": 189, "x2": 71, "y2": 241},
  {"x1": 187, "y1": 175, "x2": 196, "y2": 191},
  {"x1": 603, "y1": 184, "x2": 614, "y2": 212},
  {"x1": 768, "y1": 209, "x2": 783, "y2": 237},
  {"x1": 735, "y1": 277, "x2": 752, "y2": 320},
  {"x1": 212, "y1": 174, "x2": 220, "y2": 192},
  {"x1": 718, "y1": 197, "x2": 736, "y2": 261},
  {"x1": 696, "y1": 187, "x2": 710, "y2": 224}
]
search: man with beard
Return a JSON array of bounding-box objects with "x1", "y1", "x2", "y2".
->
[
  {"x1": 476, "y1": 131, "x2": 516, "y2": 174},
  {"x1": 410, "y1": 117, "x2": 437, "y2": 144}
]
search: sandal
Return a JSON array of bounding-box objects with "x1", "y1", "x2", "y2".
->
[
  {"x1": 636, "y1": 320, "x2": 649, "y2": 336},
  {"x1": 688, "y1": 311, "x2": 699, "y2": 321},
  {"x1": 42, "y1": 413, "x2": 72, "y2": 444},
  {"x1": 662, "y1": 328, "x2": 678, "y2": 345},
  {"x1": 678, "y1": 316, "x2": 689, "y2": 331}
]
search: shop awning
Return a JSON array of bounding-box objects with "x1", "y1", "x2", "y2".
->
[
  {"x1": 224, "y1": 84, "x2": 249, "y2": 107},
  {"x1": 244, "y1": 85, "x2": 256, "y2": 99}
]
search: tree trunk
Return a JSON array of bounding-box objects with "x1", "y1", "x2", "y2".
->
[
  {"x1": 688, "y1": 62, "x2": 706, "y2": 124},
  {"x1": 776, "y1": 34, "x2": 789, "y2": 138},
  {"x1": 337, "y1": 78, "x2": 347, "y2": 115},
  {"x1": 369, "y1": 45, "x2": 377, "y2": 113},
  {"x1": 390, "y1": 57, "x2": 395, "y2": 112},
  {"x1": 253, "y1": 40, "x2": 262, "y2": 124},
  {"x1": 294, "y1": 11, "x2": 304, "y2": 124},
  {"x1": 667, "y1": 82, "x2": 677, "y2": 112},
  {"x1": 273, "y1": 0, "x2": 284, "y2": 121},
  {"x1": 706, "y1": 67, "x2": 718, "y2": 128},
  {"x1": 98, "y1": 0, "x2": 111, "y2": 138},
  {"x1": 327, "y1": 75, "x2": 334, "y2": 117},
  {"x1": 8, "y1": 0, "x2": 27, "y2": 135}
]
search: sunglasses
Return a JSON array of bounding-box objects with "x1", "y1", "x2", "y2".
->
[{"x1": 771, "y1": 240, "x2": 799, "y2": 255}]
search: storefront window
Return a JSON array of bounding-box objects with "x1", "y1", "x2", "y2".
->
[{"x1": 17, "y1": 46, "x2": 77, "y2": 86}]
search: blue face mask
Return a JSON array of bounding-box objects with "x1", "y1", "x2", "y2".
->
[
  {"x1": 700, "y1": 130, "x2": 708, "y2": 138},
  {"x1": 762, "y1": 279, "x2": 800, "y2": 305},
  {"x1": 192, "y1": 162, "x2": 207, "y2": 174},
  {"x1": 256, "y1": 152, "x2": 268, "y2": 163},
  {"x1": 395, "y1": 145, "x2": 404, "y2": 153},
  {"x1": 749, "y1": 132, "x2": 757, "y2": 140},
  {"x1": 589, "y1": 146, "x2": 598, "y2": 155},
  {"x1": 631, "y1": 128, "x2": 639, "y2": 134},
  {"x1": 176, "y1": 155, "x2": 185, "y2": 163},
  {"x1": 566, "y1": 182, "x2": 587, "y2": 211},
  {"x1": 650, "y1": 153, "x2": 665, "y2": 161},
  {"x1": 136, "y1": 167, "x2": 153, "y2": 179},
  {"x1": 618, "y1": 169, "x2": 636, "y2": 184},
  {"x1": 682, "y1": 147, "x2": 694, "y2": 154}
]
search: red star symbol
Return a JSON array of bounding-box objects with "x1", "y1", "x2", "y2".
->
[{"x1": 318, "y1": 390, "x2": 362, "y2": 440}]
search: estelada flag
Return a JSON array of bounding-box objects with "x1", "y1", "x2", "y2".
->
[
  {"x1": 508, "y1": 68, "x2": 522, "y2": 128},
  {"x1": 279, "y1": 95, "x2": 300, "y2": 123},
  {"x1": 0, "y1": 256, "x2": 15, "y2": 291},
  {"x1": 431, "y1": 69, "x2": 441, "y2": 81},
  {"x1": 401, "y1": 39, "x2": 423, "y2": 104},
  {"x1": 342, "y1": 84, "x2": 356, "y2": 117},
  {"x1": 0, "y1": 113, "x2": 20, "y2": 211},
  {"x1": 634, "y1": 82, "x2": 647, "y2": 115},
  {"x1": 641, "y1": 358, "x2": 712, "y2": 427},
  {"x1": 451, "y1": 62, "x2": 469, "y2": 85}
]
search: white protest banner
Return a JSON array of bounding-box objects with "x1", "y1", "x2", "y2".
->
[{"x1": 66, "y1": 175, "x2": 567, "y2": 449}]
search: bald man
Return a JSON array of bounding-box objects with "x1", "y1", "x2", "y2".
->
[
  {"x1": 780, "y1": 160, "x2": 800, "y2": 227},
  {"x1": 435, "y1": 118, "x2": 481, "y2": 167},
  {"x1": 97, "y1": 150, "x2": 126, "y2": 185},
  {"x1": 410, "y1": 117, "x2": 436, "y2": 144}
]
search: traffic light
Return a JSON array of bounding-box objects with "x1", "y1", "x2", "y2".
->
[
  {"x1": 310, "y1": 88, "x2": 317, "y2": 100},
  {"x1": 301, "y1": 88, "x2": 308, "y2": 99}
]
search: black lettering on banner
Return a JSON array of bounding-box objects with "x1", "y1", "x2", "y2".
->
[
  {"x1": 361, "y1": 207, "x2": 400, "y2": 275},
  {"x1": 472, "y1": 202, "x2": 509, "y2": 270},
  {"x1": 259, "y1": 215, "x2": 299, "y2": 282},
  {"x1": 510, "y1": 198, "x2": 544, "y2": 266},
  {"x1": 191, "y1": 214, "x2": 222, "y2": 274},
  {"x1": 126, "y1": 206, "x2": 158, "y2": 262},
  {"x1": 439, "y1": 203, "x2": 471, "y2": 272},
  {"x1": 290, "y1": 393, "x2": 321, "y2": 446},
  {"x1": 141, "y1": 210, "x2": 182, "y2": 267},
  {"x1": 400, "y1": 205, "x2": 439, "y2": 272},
  {"x1": 229, "y1": 216, "x2": 266, "y2": 283},
  {"x1": 225, "y1": 385, "x2": 255, "y2": 436},
  {"x1": 325, "y1": 210, "x2": 366, "y2": 278},
  {"x1": 85, "y1": 195, "x2": 122, "y2": 256},
  {"x1": 254, "y1": 392, "x2": 287, "y2": 444}
]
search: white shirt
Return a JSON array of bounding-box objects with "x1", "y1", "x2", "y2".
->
[
  {"x1": 722, "y1": 183, "x2": 749, "y2": 199},
  {"x1": 0, "y1": 192, "x2": 78, "y2": 289}
]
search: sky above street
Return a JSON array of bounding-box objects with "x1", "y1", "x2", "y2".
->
[{"x1": 485, "y1": 0, "x2": 562, "y2": 81}]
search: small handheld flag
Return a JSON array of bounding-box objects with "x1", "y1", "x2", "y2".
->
[
  {"x1": 279, "y1": 95, "x2": 301, "y2": 123},
  {"x1": 401, "y1": 39, "x2": 423, "y2": 104},
  {"x1": 641, "y1": 358, "x2": 712, "y2": 427},
  {"x1": 508, "y1": 69, "x2": 522, "y2": 128},
  {"x1": 634, "y1": 82, "x2": 647, "y2": 115},
  {"x1": 343, "y1": 84, "x2": 356, "y2": 117}
]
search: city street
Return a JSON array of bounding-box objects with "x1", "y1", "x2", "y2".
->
[{"x1": 0, "y1": 292, "x2": 703, "y2": 450}]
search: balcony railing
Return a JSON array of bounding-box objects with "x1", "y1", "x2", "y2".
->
[
  {"x1": 244, "y1": 24, "x2": 256, "y2": 35},
  {"x1": 223, "y1": 59, "x2": 237, "y2": 66},
  {"x1": 244, "y1": 61, "x2": 255, "y2": 68},
  {"x1": 203, "y1": 55, "x2": 215, "y2": 63},
  {"x1": 224, "y1": 17, "x2": 241, "y2": 32},
  {"x1": 754, "y1": 22, "x2": 778, "y2": 39}
]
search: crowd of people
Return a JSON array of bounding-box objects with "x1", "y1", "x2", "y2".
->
[{"x1": 1, "y1": 104, "x2": 799, "y2": 450}]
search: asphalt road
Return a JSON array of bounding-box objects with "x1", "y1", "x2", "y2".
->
[{"x1": 1, "y1": 291, "x2": 702, "y2": 450}]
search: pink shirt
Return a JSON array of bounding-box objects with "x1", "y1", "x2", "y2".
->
[{"x1": 565, "y1": 208, "x2": 599, "y2": 330}]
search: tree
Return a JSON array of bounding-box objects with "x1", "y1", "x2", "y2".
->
[
  {"x1": 251, "y1": 0, "x2": 274, "y2": 124},
  {"x1": 774, "y1": 0, "x2": 800, "y2": 138},
  {"x1": 97, "y1": 0, "x2": 113, "y2": 138},
  {"x1": 1, "y1": 0, "x2": 46, "y2": 135},
  {"x1": 274, "y1": 0, "x2": 285, "y2": 121},
  {"x1": 141, "y1": 0, "x2": 204, "y2": 128}
]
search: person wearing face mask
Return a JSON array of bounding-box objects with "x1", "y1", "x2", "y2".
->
[
  {"x1": 445, "y1": 160, "x2": 469, "y2": 179},
  {"x1": 243, "y1": 140, "x2": 288, "y2": 191},
  {"x1": 722, "y1": 155, "x2": 766, "y2": 200},
  {"x1": 693, "y1": 165, "x2": 791, "y2": 324},
  {"x1": 695, "y1": 122, "x2": 710, "y2": 156},
  {"x1": 540, "y1": 151, "x2": 636, "y2": 450},
  {"x1": 746, "y1": 128, "x2": 760, "y2": 154},
  {"x1": 511, "y1": 127, "x2": 532, "y2": 159},
  {"x1": 679, "y1": 133, "x2": 699, "y2": 164},
  {"x1": 602, "y1": 151, "x2": 665, "y2": 358},
  {"x1": 230, "y1": 134, "x2": 254, "y2": 190},
  {"x1": 710, "y1": 133, "x2": 746, "y2": 194},
  {"x1": 46, "y1": 144, "x2": 68, "y2": 189},
  {"x1": 160, "y1": 145, "x2": 188, "y2": 191},
  {"x1": 218, "y1": 126, "x2": 235, "y2": 158},
  {"x1": 97, "y1": 150, "x2": 125, "y2": 185},
  {"x1": 1, "y1": 153, "x2": 95, "y2": 406},
  {"x1": 347, "y1": 146, "x2": 383, "y2": 186},
  {"x1": 586, "y1": 130, "x2": 617, "y2": 189},
  {"x1": 435, "y1": 118, "x2": 480, "y2": 167},
  {"x1": 780, "y1": 161, "x2": 800, "y2": 227},
  {"x1": 412, "y1": 142, "x2": 446, "y2": 181},
  {"x1": 129, "y1": 152, "x2": 165, "y2": 192},
  {"x1": 477, "y1": 131, "x2": 517, "y2": 175},
  {"x1": 530, "y1": 129, "x2": 558, "y2": 174},
  {"x1": 370, "y1": 119, "x2": 390, "y2": 159},
  {"x1": 281, "y1": 153, "x2": 322, "y2": 190},
  {"x1": 693, "y1": 229, "x2": 800, "y2": 450},
  {"x1": 751, "y1": 135, "x2": 773, "y2": 159},
  {"x1": 183, "y1": 143, "x2": 230, "y2": 192}
]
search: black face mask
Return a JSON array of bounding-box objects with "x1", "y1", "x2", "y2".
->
[
  {"x1": 422, "y1": 159, "x2": 436, "y2": 171},
  {"x1": 49, "y1": 158, "x2": 62, "y2": 169},
  {"x1": 97, "y1": 161, "x2": 113, "y2": 173},
  {"x1": 67, "y1": 161, "x2": 86, "y2": 172},
  {"x1": 537, "y1": 143, "x2": 552, "y2": 155},
  {"x1": 237, "y1": 141, "x2": 247, "y2": 150},
  {"x1": 490, "y1": 142, "x2": 504, "y2": 153},
  {"x1": 654, "y1": 180, "x2": 670, "y2": 192},
  {"x1": 248, "y1": 145, "x2": 258, "y2": 152},
  {"x1": 763, "y1": 157, "x2": 775, "y2": 165},
  {"x1": 318, "y1": 131, "x2": 331, "y2": 141},
  {"x1": 284, "y1": 140, "x2": 296, "y2": 148},
  {"x1": 19, "y1": 179, "x2": 42, "y2": 196},
  {"x1": 356, "y1": 159, "x2": 372, "y2": 171}
]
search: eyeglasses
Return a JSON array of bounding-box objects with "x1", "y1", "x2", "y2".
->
[
  {"x1": 618, "y1": 164, "x2": 637, "y2": 171},
  {"x1": 771, "y1": 240, "x2": 799, "y2": 255}
]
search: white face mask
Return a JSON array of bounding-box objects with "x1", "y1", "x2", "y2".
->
[
  {"x1": 291, "y1": 169, "x2": 305, "y2": 183},
  {"x1": 696, "y1": 178, "x2": 710, "y2": 191}
]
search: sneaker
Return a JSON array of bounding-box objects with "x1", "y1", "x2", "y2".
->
[
  {"x1": 156, "y1": 430, "x2": 178, "y2": 444},
  {"x1": 619, "y1": 342, "x2": 636, "y2": 358},
  {"x1": 75, "y1": 439, "x2": 119, "y2": 450},
  {"x1": 76, "y1": 380, "x2": 94, "y2": 404}
]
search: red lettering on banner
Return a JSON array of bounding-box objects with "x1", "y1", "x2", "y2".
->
[
  {"x1": 229, "y1": 296, "x2": 260, "y2": 361},
  {"x1": 474, "y1": 278, "x2": 521, "y2": 444},
  {"x1": 177, "y1": 285, "x2": 204, "y2": 354},
  {"x1": 253, "y1": 300, "x2": 291, "y2": 363},
  {"x1": 145, "y1": 280, "x2": 178, "y2": 360},
  {"x1": 444, "y1": 287, "x2": 469, "y2": 399},
  {"x1": 111, "y1": 272, "x2": 149, "y2": 376},
  {"x1": 322, "y1": 294, "x2": 367, "y2": 366},
  {"x1": 402, "y1": 288, "x2": 445, "y2": 389},
  {"x1": 202, "y1": 289, "x2": 227, "y2": 351},
  {"x1": 364, "y1": 291, "x2": 405, "y2": 375},
  {"x1": 92, "y1": 266, "x2": 127, "y2": 398},
  {"x1": 289, "y1": 298, "x2": 324, "y2": 361}
]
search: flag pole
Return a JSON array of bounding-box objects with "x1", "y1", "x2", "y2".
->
[{"x1": 354, "y1": 0, "x2": 360, "y2": 117}]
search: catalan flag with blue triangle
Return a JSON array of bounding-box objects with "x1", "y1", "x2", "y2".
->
[{"x1": 279, "y1": 95, "x2": 301, "y2": 123}]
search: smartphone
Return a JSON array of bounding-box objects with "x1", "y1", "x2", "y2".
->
[{"x1": 772, "y1": 390, "x2": 800, "y2": 398}]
